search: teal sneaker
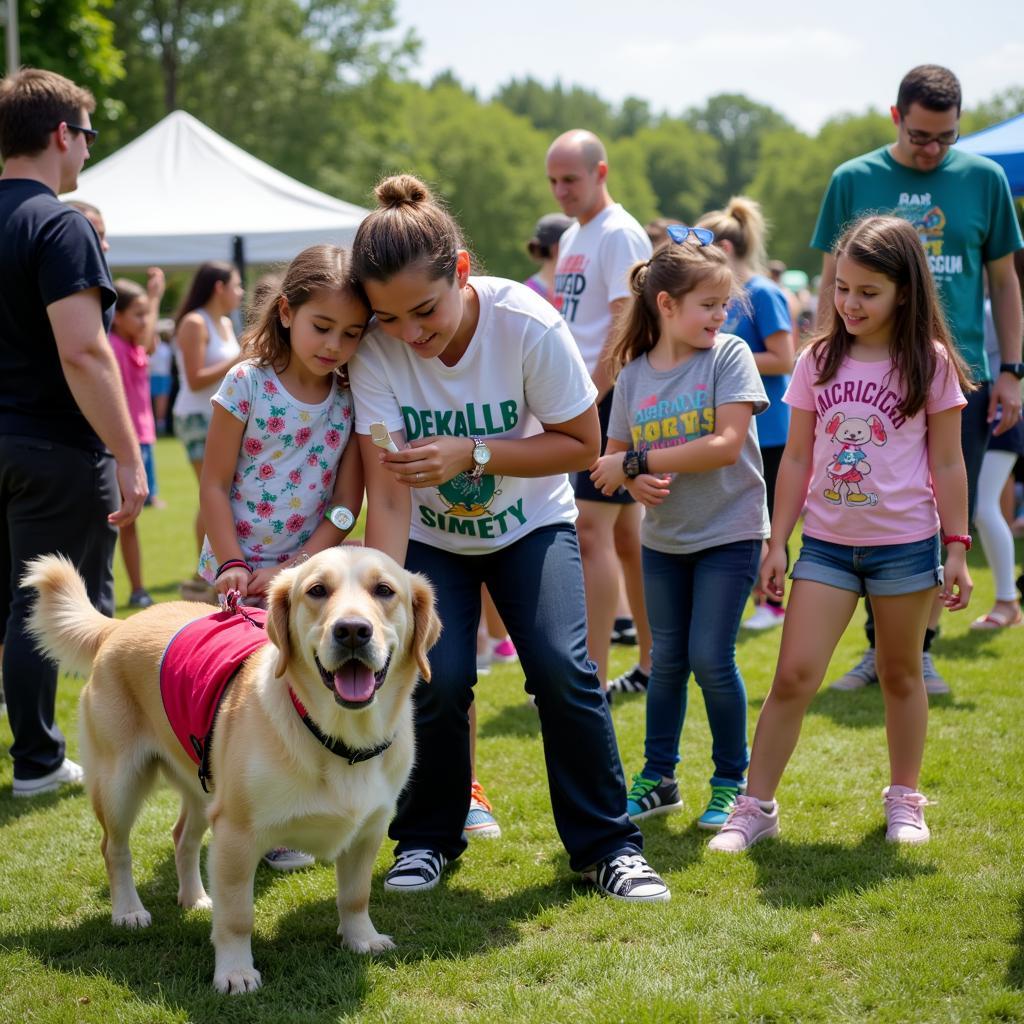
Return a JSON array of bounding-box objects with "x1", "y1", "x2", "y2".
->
[
  {"x1": 697, "y1": 776, "x2": 746, "y2": 831},
  {"x1": 626, "y1": 771, "x2": 682, "y2": 821}
]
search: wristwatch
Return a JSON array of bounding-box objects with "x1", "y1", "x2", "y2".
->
[
  {"x1": 622, "y1": 450, "x2": 646, "y2": 479},
  {"x1": 999, "y1": 362, "x2": 1024, "y2": 380},
  {"x1": 941, "y1": 533, "x2": 972, "y2": 551},
  {"x1": 324, "y1": 504, "x2": 355, "y2": 531},
  {"x1": 468, "y1": 437, "x2": 491, "y2": 481}
]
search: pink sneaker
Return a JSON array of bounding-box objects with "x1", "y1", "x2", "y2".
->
[
  {"x1": 883, "y1": 785, "x2": 931, "y2": 843},
  {"x1": 707, "y1": 794, "x2": 779, "y2": 852},
  {"x1": 491, "y1": 638, "x2": 517, "y2": 663}
]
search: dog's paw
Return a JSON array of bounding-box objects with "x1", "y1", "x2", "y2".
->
[
  {"x1": 112, "y1": 909, "x2": 152, "y2": 929},
  {"x1": 213, "y1": 967, "x2": 262, "y2": 995},
  {"x1": 341, "y1": 930, "x2": 395, "y2": 954},
  {"x1": 179, "y1": 892, "x2": 213, "y2": 912}
]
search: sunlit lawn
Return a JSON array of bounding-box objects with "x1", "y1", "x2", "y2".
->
[{"x1": 0, "y1": 436, "x2": 1022, "y2": 1023}]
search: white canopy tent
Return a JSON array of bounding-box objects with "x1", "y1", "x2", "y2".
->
[{"x1": 63, "y1": 110, "x2": 368, "y2": 268}]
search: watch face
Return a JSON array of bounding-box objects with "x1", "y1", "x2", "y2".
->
[
  {"x1": 327, "y1": 505, "x2": 354, "y2": 530},
  {"x1": 473, "y1": 442, "x2": 492, "y2": 466}
]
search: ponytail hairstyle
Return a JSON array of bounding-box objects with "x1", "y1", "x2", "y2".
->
[
  {"x1": 175, "y1": 260, "x2": 235, "y2": 328},
  {"x1": 352, "y1": 174, "x2": 468, "y2": 284},
  {"x1": 242, "y1": 244, "x2": 366, "y2": 384},
  {"x1": 697, "y1": 196, "x2": 768, "y2": 275},
  {"x1": 604, "y1": 237, "x2": 735, "y2": 382},
  {"x1": 810, "y1": 214, "x2": 975, "y2": 417}
]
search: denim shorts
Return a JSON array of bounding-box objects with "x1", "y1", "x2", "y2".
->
[
  {"x1": 173, "y1": 412, "x2": 210, "y2": 463},
  {"x1": 791, "y1": 533, "x2": 943, "y2": 597}
]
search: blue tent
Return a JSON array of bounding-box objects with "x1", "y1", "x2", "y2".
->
[{"x1": 957, "y1": 113, "x2": 1024, "y2": 196}]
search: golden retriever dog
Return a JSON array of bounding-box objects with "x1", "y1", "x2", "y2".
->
[{"x1": 21, "y1": 547, "x2": 439, "y2": 995}]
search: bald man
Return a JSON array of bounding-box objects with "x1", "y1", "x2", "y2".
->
[{"x1": 546, "y1": 130, "x2": 653, "y2": 693}]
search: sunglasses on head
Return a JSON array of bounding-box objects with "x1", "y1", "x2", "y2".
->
[
  {"x1": 64, "y1": 122, "x2": 99, "y2": 149},
  {"x1": 666, "y1": 225, "x2": 715, "y2": 246}
]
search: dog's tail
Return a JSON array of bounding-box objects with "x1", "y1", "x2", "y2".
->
[{"x1": 20, "y1": 554, "x2": 122, "y2": 677}]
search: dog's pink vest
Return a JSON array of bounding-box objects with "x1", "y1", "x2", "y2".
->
[{"x1": 159, "y1": 608, "x2": 269, "y2": 788}]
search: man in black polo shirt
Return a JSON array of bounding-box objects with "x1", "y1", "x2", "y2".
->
[{"x1": 0, "y1": 68, "x2": 147, "y2": 797}]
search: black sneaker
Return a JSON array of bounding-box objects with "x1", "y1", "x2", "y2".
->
[
  {"x1": 626, "y1": 771, "x2": 682, "y2": 820},
  {"x1": 383, "y1": 849, "x2": 448, "y2": 892},
  {"x1": 608, "y1": 665, "x2": 649, "y2": 693},
  {"x1": 610, "y1": 617, "x2": 638, "y2": 646},
  {"x1": 129, "y1": 588, "x2": 154, "y2": 609},
  {"x1": 582, "y1": 853, "x2": 670, "y2": 902}
]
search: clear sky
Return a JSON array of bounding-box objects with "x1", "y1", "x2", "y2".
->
[{"x1": 395, "y1": 0, "x2": 1024, "y2": 133}]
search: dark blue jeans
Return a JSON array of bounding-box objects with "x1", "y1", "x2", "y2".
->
[
  {"x1": 397, "y1": 524, "x2": 643, "y2": 871},
  {"x1": 0, "y1": 435, "x2": 117, "y2": 779},
  {"x1": 641, "y1": 540, "x2": 760, "y2": 783}
]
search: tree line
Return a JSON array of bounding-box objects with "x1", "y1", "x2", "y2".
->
[{"x1": 10, "y1": 1, "x2": 1024, "y2": 280}]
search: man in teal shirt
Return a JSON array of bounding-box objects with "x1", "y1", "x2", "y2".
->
[{"x1": 811, "y1": 64, "x2": 1024, "y2": 695}]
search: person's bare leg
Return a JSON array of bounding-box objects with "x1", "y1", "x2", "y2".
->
[
  {"x1": 189, "y1": 457, "x2": 204, "y2": 555},
  {"x1": 481, "y1": 586, "x2": 509, "y2": 644},
  {"x1": 119, "y1": 521, "x2": 144, "y2": 593},
  {"x1": 468, "y1": 700, "x2": 477, "y2": 780},
  {"x1": 575, "y1": 500, "x2": 621, "y2": 687},
  {"x1": 613, "y1": 503, "x2": 651, "y2": 674},
  {"x1": 746, "y1": 580, "x2": 860, "y2": 800},
  {"x1": 873, "y1": 589, "x2": 935, "y2": 789}
]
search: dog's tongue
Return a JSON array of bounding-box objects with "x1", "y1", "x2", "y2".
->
[{"x1": 336, "y1": 661, "x2": 375, "y2": 703}]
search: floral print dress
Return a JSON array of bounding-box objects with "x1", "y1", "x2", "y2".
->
[{"x1": 198, "y1": 361, "x2": 353, "y2": 581}]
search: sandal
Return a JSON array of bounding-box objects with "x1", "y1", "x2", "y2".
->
[{"x1": 970, "y1": 609, "x2": 1024, "y2": 630}]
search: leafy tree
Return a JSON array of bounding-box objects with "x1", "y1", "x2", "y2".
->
[
  {"x1": 5, "y1": 0, "x2": 125, "y2": 119},
  {"x1": 494, "y1": 77, "x2": 616, "y2": 140},
  {"x1": 626, "y1": 118, "x2": 722, "y2": 224},
  {"x1": 748, "y1": 111, "x2": 892, "y2": 273},
  {"x1": 685, "y1": 93, "x2": 793, "y2": 207},
  {"x1": 961, "y1": 86, "x2": 1024, "y2": 135}
]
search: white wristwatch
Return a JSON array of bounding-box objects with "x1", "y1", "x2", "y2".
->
[
  {"x1": 469, "y1": 436, "x2": 491, "y2": 481},
  {"x1": 325, "y1": 504, "x2": 355, "y2": 531}
]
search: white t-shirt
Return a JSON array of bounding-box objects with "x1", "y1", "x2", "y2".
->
[
  {"x1": 553, "y1": 203, "x2": 652, "y2": 374},
  {"x1": 349, "y1": 276, "x2": 597, "y2": 555},
  {"x1": 172, "y1": 308, "x2": 241, "y2": 418}
]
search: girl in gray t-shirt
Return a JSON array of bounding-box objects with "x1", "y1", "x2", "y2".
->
[{"x1": 590, "y1": 227, "x2": 768, "y2": 833}]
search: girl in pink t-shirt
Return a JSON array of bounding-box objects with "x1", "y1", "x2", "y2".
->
[
  {"x1": 710, "y1": 215, "x2": 975, "y2": 853},
  {"x1": 111, "y1": 271, "x2": 165, "y2": 609}
]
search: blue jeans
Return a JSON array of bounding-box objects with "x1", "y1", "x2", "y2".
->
[
  {"x1": 641, "y1": 540, "x2": 760, "y2": 783},
  {"x1": 398, "y1": 524, "x2": 642, "y2": 871}
]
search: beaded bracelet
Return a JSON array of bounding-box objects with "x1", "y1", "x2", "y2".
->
[{"x1": 215, "y1": 558, "x2": 253, "y2": 579}]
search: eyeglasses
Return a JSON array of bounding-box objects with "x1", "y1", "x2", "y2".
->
[
  {"x1": 905, "y1": 128, "x2": 959, "y2": 147},
  {"x1": 666, "y1": 225, "x2": 715, "y2": 246},
  {"x1": 64, "y1": 123, "x2": 99, "y2": 149}
]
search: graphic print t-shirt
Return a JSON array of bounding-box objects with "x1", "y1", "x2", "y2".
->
[
  {"x1": 784, "y1": 346, "x2": 966, "y2": 546},
  {"x1": 350, "y1": 277, "x2": 597, "y2": 556},
  {"x1": 553, "y1": 204, "x2": 652, "y2": 374},
  {"x1": 607, "y1": 333, "x2": 770, "y2": 554},
  {"x1": 811, "y1": 146, "x2": 1023, "y2": 381}
]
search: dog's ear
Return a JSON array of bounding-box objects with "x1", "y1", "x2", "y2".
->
[
  {"x1": 408, "y1": 572, "x2": 441, "y2": 682},
  {"x1": 265, "y1": 572, "x2": 293, "y2": 679}
]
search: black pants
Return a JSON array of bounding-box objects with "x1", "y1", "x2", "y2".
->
[
  {"x1": 864, "y1": 383, "x2": 991, "y2": 647},
  {"x1": 0, "y1": 435, "x2": 117, "y2": 780}
]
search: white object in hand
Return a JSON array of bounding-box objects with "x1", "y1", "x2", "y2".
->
[{"x1": 369, "y1": 422, "x2": 400, "y2": 454}]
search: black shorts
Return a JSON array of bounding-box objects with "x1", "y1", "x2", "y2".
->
[{"x1": 573, "y1": 389, "x2": 634, "y2": 506}]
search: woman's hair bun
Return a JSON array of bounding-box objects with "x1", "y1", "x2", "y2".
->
[{"x1": 375, "y1": 174, "x2": 433, "y2": 209}]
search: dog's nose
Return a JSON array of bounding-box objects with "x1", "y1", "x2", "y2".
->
[{"x1": 333, "y1": 617, "x2": 373, "y2": 649}]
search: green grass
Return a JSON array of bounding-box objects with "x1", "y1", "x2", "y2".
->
[{"x1": 1, "y1": 436, "x2": 1022, "y2": 1023}]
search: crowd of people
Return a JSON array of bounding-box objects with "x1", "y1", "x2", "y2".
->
[{"x1": 1, "y1": 62, "x2": 1023, "y2": 905}]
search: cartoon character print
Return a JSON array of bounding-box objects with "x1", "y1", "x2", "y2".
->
[{"x1": 824, "y1": 411, "x2": 887, "y2": 508}]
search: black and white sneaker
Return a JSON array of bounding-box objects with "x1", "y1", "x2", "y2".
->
[
  {"x1": 582, "y1": 853, "x2": 670, "y2": 902},
  {"x1": 383, "y1": 849, "x2": 448, "y2": 893},
  {"x1": 608, "y1": 665, "x2": 649, "y2": 694},
  {"x1": 610, "y1": 617, "x2": 638, "y2": 646}
]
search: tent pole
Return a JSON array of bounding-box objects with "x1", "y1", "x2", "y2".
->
[{"x1": 232, "y1": 235, "x2": 247, "y2": 322}]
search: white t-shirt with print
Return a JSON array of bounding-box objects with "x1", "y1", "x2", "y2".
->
[
  {"x1": 198, "y1": 360, "x2": 353, "y2": 581},
  {"x1": 552, "y1": 203, "x2": 652, "y2": 374},
  {"x1": 349, "y1": 276, "x2": 597, "y2": 556}
]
